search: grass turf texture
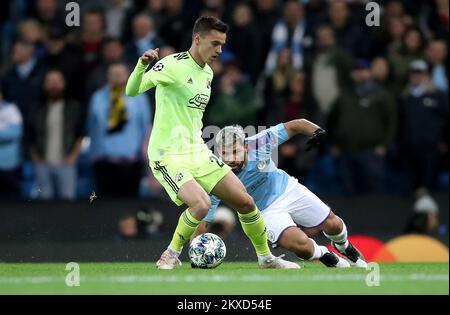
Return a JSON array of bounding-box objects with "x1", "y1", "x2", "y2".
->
[{"x1": 0, "y1": 262, "x2": 447, "y2": 295}]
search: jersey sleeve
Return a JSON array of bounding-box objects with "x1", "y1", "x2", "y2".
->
[
  {"x1": 246, "y1": 123, "x2": 289, "y2": 158},
  {"x1": 204, "y1": 195, "x2": 221, "y2": 223},
  {"x1": 125, "y1": 56, "x2": 177, "y2": 96}
]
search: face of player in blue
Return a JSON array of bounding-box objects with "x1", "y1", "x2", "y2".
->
[
  {"x1": 220, "y1": 142, "x2": 248, "y2": 173},
  {"x1": 194, "y1": 30, "x2": 226, "y2": 65}
]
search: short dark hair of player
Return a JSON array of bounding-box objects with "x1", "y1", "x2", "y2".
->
[{"x1": 192, "y1": 16, "x2": 229, "y2": 37}]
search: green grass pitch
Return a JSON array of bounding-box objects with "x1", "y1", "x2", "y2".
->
[{"x1": 0, "y1": 262, "x2": 447, "y2": 295}]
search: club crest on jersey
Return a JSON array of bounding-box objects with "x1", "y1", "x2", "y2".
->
[
  {"x1": 174, "y1": 173, "x2": 184, "y2": 182},
  {"x1": 152, "y1": 63, "x2": 164, "y2": 72},
  {"x1": 206, "y1": 78, "x2": 211, "y2": 89},
  {"x1": 257, "y1": 160, "x2": 266, "y2": 170}
]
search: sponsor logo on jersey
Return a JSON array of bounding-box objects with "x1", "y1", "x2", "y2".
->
[
  {"x1": 187, "y1": 78, "x2": 193, "y2": 84},
  {"x1": 188, "y1": 93, "x2": 209, "y2": 111}
]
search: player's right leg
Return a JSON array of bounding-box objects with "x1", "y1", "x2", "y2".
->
[
  {"x1": 210, "y1": 172, "x2": 299, "y2": 269},
  {"x1": 277, "y1": 227, "x2": 350, "y2": 268},
  {"x1": 150, "y1": 160, "x2": 211, "y2": 269}
]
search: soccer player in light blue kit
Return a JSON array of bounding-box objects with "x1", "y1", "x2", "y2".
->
[{"x1": 197, "y1": 119, "x2": 367, "y2": 268}]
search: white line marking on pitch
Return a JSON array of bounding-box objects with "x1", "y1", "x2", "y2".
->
[{"x1": 0, "y1": 274, "x2": 447, "y2": 284}]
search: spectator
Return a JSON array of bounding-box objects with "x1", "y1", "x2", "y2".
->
[
  {"x1": 425, "y1": 39, "x2": 448, "y2": 92},
  {"x1": 88, "y1": 62, "x2": 151, "y2": 197},
  {"x1": 29, "y1": 70, "x2": 84, "y2": 200},
  {"x1": 0, "y1": 85, "x2": 23, "y2": 200},
  {"x1": 122, "y1": 0, "x2": 166, "y2": 41},
  {"x1": 227, "y1": 3, "x2": 261, "y2": 83},
  {"x1": 371, "y1": 56, "x2": 396, "y2": 96},
  {"x1": 371, "y1": 56, "x2": 391, "y2": 85},
  {"x1": 327, "y1": 0, "x2": 370, "y2": 59},
  {"x1": 103, "y1": 0, "x2": 132, "y2": 39},
  {"x1": 1, "y1": 40, "x2": 45, "y2": 129},
  {"x1": 17, "y1": 19, "x2": 46, "y2": 60},
  {"x1": 117, "y1": 213, "x2": 139, "y2": 240},
  {"x1": 80, "y1": 8, "x2": 105, "y2": 78},
  {"x1": 263, "y1": 47, "x2": 294, "y2": 124},
  {"x1": 42, "y1": 27, "x2": 84, "y2": 103},
  {"x1": 309, "y1": 25, "x2": 352, "y2": 119},
  {"x1": 29, "y1": 0, "x2": 66, "y2": 34},
  {"x1": 124, "y1": 14, "x2": 165, "y2": 67},
  {"x1": 385, "y1": 17, "x2": 408, "y2": 56},
  {"x1": 405, "y1": 188, "x2": 440, "y2": 235},
  {"x1": 398, "y1": 59, "x2": 448, "y2": 192},
  {"x1": 205, "y1": 60, "x2": 258, "y2": 128},
  {"x1": 388, "y1": 26, "x2": 427, "y2": 95},
  {"x1": 264, "y1": 0, "x2": 314, "y2": 75},
  {"x1": 327, "y1": 59, "x2": 397, "y2": 194},
  {"x1": 87, "y1": 36, "x2": 125, "y2": 99},
  {"x1": 278, "y1": 70, "x2": 319, "y2": 180},
  {"x1": 159, "y1": 0, "x2": 193, "y2": 50},
  {"x1": 253, "y1": 0, "x2": 280, "y2": 72},
  {"x1": 424, "y1": 0, "x2": 449, "y2": 40}
]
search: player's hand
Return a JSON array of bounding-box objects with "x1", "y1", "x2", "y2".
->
[
  {"x1": 140, "y1": 48, "x2": 159, "y2": 65},
  {"x1": 305, "y1": 128, "x2": 327, "y2": 151}
]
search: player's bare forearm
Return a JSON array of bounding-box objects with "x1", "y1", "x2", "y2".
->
[{"x1": 284, "y1": 119, "x2": 321, "y2": 138}]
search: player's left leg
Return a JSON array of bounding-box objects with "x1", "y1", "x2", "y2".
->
[
  {"x1": 276, "y1": 227, "x2": 350, "y2": 268},
  {"x1": 283, "y1": 176, "x2": 367, "y2": 267},
  {"x1": 318, "y1": 212, "x2": 368, "y2": 268}
]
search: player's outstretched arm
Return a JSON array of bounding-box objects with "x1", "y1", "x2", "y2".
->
[
  {"x1": 284, "y1": 119, "x2": 327, "y2": 151},
  {"x1": 284, "y1": 118, "x2": 322, "y2": 137},
  {"x1": 125, "y1": 48, "x2": 160, "y2": 96}
]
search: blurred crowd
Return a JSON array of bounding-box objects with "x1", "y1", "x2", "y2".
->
[{"x1": 0, "y1": 0, "x2": 448, "y2": 202}]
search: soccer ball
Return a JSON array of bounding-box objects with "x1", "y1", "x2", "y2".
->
[{"x1": 189, "y1": 233, "x2": 226, "y2": 269}]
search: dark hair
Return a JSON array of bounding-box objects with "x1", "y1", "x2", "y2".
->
[
  {"x1": 192, "y1": 16, "x2": 228, "y2": 36},
  {"x1": 102, "y1": 36, "x2": 122, "y2": 47},
  {"x1": 401, "y1": 26, "x2": 426, "y2": 54}
]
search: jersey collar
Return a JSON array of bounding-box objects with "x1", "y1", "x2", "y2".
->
[{"x1": 187, "y1": 50, "x2": 206, "y2": 70}]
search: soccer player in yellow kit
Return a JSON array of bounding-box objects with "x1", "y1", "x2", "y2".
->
[{"x1": 126, "y1": 16, "x2": 298, "y2": 269}]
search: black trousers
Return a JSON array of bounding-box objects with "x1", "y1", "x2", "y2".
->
[
  {"x1": 93, "y1": 160, "x2": 142, "y2": 198},
  {"x1": 0, "y1": 168, "x2": 21, "y2": 200}
]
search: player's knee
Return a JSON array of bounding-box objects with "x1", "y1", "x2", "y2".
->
[
  {"x1": 190, "y1": 197, "x2": 211, "y2": 219},
  {"x1": 237, "y1": 194, "x2": 256, "y2": 213},
  {"x1": 322, "y1": 212, "x2": 343, "y2": 234}
]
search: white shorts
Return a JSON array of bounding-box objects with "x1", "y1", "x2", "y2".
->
[{"x1": 261, "y1": 176, "x2": 331, "y2": 245}]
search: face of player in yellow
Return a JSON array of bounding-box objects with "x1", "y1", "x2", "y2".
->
[
  {"x1": 220, "y1": 142, "x2": 247, "y2": 173},
  {"x1": 194, "y1": 30, "x2": 226, "y2": 65}
]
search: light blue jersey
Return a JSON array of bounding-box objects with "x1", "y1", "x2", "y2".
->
[{"x1": 205, "y1": 123, "x2": 290, "y2": 223}]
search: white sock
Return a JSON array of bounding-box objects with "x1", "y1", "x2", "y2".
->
[
  {"x1": 323, "y1": 222, "x2": 348, "y2": 250},
  {"x1": 308, "y1": 239, "x2": 327, "y2": 260}
]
